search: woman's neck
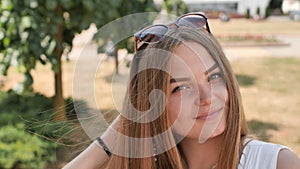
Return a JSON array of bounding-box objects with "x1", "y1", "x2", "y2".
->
[{"x1": 179, "y1": 135, "x2": 223, "y2": 169}]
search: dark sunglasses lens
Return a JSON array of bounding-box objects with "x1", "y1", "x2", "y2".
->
[
  {"x1": 178, "y1": 15, "x2": 207, "y2": 28},
  {"x1": 139, "y1": 25, "x2": 168, "y2": 43}
]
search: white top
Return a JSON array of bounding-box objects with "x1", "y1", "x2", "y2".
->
[{"x1": 238, "y1": 139, "x2": 290, "y2": 169}]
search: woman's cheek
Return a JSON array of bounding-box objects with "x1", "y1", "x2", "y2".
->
[{"x1": 167, "y1": 100, "x2": 180, "y2": 124}]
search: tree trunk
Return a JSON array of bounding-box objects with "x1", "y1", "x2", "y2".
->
[
  {"x1": 114, "y1": 48, "x2": 119, "y2": 74},
  {"x1": 53, "y1": 4, "x2": 66, "y2": 121},
  {"x1": 54, "y1": 53, "x2": 66, "y2": 121}
]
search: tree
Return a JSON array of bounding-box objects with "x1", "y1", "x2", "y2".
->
[
  {"x1": 269, "y1": 0, "x2": 283, "y2": 14},
  {"x1": 265, "y1": 5, "x2": 271, "y2": 18},
  {"x1": 0, "y1": 0, "x2": 156, "y2": 120},
  {"x1": 245, "y1": 8, "x2": 251, "y2": 19},
  {"x1": 163, "y1": 0, "x2": 189, "y2": 16},
  {"x1": 94, "y1": 0, "x2": 158, "y2": 74},
  {"x1": 269, "y1": 0, "x2": 283, "y2": 10}
]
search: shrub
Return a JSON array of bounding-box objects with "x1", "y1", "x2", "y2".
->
[
  {"x1": 0, "y1": 90, "x2": 75, "y2": 139},
  {"x1": 256, "y1": 7, "x2": 260, "y2": 15},
  {"x1": 265, "y1": 6, "x2": 271, "y2": 18},
  {"x1": 163, "y1": 0, "x2": 189, "y2": 16},
  {"x1": 245, "y1": 8, "x2": 250, "y2": 19},
  {"x1": 0, "y1": 90, "x2": 76, "y2": 167},
  {"x1": 0, "y1": 124, "x2": 55, "y2": 169},
  {"x1": 0, "y1": 90, "x2": 53, "y2": 126}
]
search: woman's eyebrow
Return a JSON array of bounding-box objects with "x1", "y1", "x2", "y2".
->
[
  {"x1": 205, "y1": 63, "x2": 219, "y2": 75},
  {"x1": 170, "y1": 77, "x2": 190, "y2": 83}
]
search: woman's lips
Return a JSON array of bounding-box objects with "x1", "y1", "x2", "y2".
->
[{"x1": 194, "y1": 108, "x2": 223, "y2": 120}]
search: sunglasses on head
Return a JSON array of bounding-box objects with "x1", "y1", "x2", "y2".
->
[{"x1": 133, "y1": 12, "x2": 211, "y2": 51}]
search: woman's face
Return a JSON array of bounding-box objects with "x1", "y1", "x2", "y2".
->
[{"x1": 167, "y1": 41, "x2": 228, "y2": 143}]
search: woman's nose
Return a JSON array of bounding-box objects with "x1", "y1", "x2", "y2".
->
[{"x1": 195, "y1": 82, "x2": 211, "y2": 106}]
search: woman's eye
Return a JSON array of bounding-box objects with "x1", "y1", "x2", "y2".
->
[
  {"x1": 171, "y1": 85, "x2": 188, "y2": 93},
  {"x1": 208, "y1": 73, "x2": 222, "y2": 82}
]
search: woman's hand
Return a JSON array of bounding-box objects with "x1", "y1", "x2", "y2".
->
[{"x1": 62, "y1": 115, "x2": 120, "y2": 169}]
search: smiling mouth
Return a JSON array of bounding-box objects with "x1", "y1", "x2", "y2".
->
[{"x1": 194, "y1": 108, "x2": 223, "y2": 120}]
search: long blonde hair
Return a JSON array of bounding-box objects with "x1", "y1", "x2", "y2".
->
[{"x1": 101, "y1": 27, "x2": 248, "y2": 169}]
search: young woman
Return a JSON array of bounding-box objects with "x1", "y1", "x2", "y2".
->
[{"x1": 63, "y1": 12, "x2": 300, "y2": 169}]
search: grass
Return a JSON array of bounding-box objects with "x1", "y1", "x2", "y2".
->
[
  {"x1": 209, "y1": 18, "x2": 300, "y2": 35},
  {"x1": 231, "y1": 57, "x2": 300, "y2": 155}
]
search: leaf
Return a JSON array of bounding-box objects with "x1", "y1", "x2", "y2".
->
[
  {"x1": 21, "y1": 16, "x2": 31, "y2": 29},
  {"x1": 6, "y1": 22, "x2": 16, "y2": 36},
  {"x1": 46, "y1": 39, "x2": 56, "y2": 55},
  {"x1": 82, "y1": 0, "x2": 94, "y2": 11},
  {"x1": 45, "y1": 0, "x2": 57, "y2": 10},
  {"x1": 0, "y1": 125, "x2": 50, "y2": 168},
  {"x1": 29, "y1": 42, "x2": 40, "y2": 55},
  {"x1": 59, "y1": 0, "x2": 74, "y2": 9},
  {"x1": 24, "y1": 72, "x2": 33, "y2": 86},
  {"x1": 80, "y1": 19, "x2": 90, "y2": 30},
  {"x1": 20, "y1": 31, "x2": 29, "y2": 43},
  {"x1": 29, "y1": 0, "x2": 38, "y2": 9},
  {"x1": 3, "y1": 37, "x2": 10, "y2": 47},
  {"x1": 2, "y1": 0, "x2": 13, "y2": 11},
  {"x1": 50, "y1": 25, "x2": 58, "y2": 34}
]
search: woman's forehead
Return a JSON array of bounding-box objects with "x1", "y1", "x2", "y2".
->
[{"x1": 170, "y1": 42, "x2": 216, "y2": 75}]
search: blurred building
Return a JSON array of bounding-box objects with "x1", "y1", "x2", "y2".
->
[
  {"x1": 184, "y1": 0, "x2": 239, "y2": 13},
  {"x1": 282, "y1": 0, "x2": 300, "y2": 14},
  {"x1": 238, "y1": 0, "x2": 271, "y2": 17},
  {"x1": 154, "y1": 0, "x2": 271, "y2": 18}
]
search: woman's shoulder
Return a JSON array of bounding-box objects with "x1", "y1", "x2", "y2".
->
[
  {"x1": 243, "y1": 138, "x2": 289, "y2": 150},
  {"x1": 277, "y1": 148, "x2": 300, "y2": 169},
  {"x1": 238, "y1": 138, "x2": 299, "y2": 169},
  {"x1": 241, "y1": 138, "x2": 289, "y2": 158}
]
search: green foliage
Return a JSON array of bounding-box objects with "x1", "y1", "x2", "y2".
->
[
  {"x1": 0, "y1": 0, "x2": 123, "y2": 93},
  {"x1": 0, "y1": 90, "x2": 76, "y2": 167},
  {"x1": 256, "y1": 7, "x2": 260, "y2": 15},
  {"x1": 117, "y1": 0, "x2": 158, "y2": 15},
  {"x1": 163, "y1": 0, "x2": 189, "y2": 16},
  {"x1": 269, "y1": 0, "x2": 283, "y2": 9},
  {"x1": 0, "y1": 0, "x2": 158, "y2": 119},
  {"x1": 0, "y1": 124, "x2": 55, "y2": 169},
  {"x1": 265, "y1": 6, "x2": 271, "y2": 18},
  {"x1": 0, "y1": 0, "x2": 158, "y2": 120},
  {"x1": 0, "y1": 90, "x2": 53, "y2": 126},
  {"x1": 245, "y1": 8, "x2": 251, "y2": 19},
  {"x1": 94, "y1": 0, "x2": 158, "y2": 54},
  {"x1": 0, "y1": 90, "x2": 74, "y2": 138},
  {"x1": 1, "y1": 0, "x2": 156, "y2": 119}
]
